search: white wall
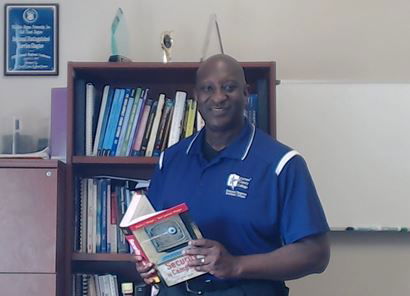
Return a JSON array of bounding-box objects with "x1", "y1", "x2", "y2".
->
[
  {"x1": 288, "y1": 232, "x2": 410, "y2": 295},
  {"x1": 277, "y1": 83, "x2": 410, "y2": 229},
  {"x1": 1, "y1": 0, "x2": 409, "y2": 295},
  {"x1": 2, "y1": 0, "x2": 410, "y2": 150}
]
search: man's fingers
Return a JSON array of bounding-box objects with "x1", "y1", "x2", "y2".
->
[
  {"x1": 133, "y1": 255, "x2": 144, "y2": 262},
  {"x1": 139, "y1": 267, "x2": 157, "y2": 278},
  {"x1": 136, "y1": 261, "x2": 153, "y2": 273},
  {"x1": 189, "y1": 239, "x2": 213, "y2": 248},
  {"x1": 143, "y1": 274, "x2": 159, "y2": 285},
  {"x1": 193, "y1": 256, "x2": 212, "y2": 272},
  {"x1": 184, "y1": 246, "x2": 208, "y2": 257}
]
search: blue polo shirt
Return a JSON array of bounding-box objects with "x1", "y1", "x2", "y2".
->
[{"x1": 147, "y1": 120, "x2": 329, "y2": 257}]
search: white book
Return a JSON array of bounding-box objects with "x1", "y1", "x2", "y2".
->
[
  {"x1": 196, "y1": 110, "x2": 205, "y2": 132},
  {"x1": 167, "y1": 91, "x2": 187, "y2": 147},
  {"x1": 97, "y1": 275, "x2": 105, "y2": 296},
  {"x1": 93, "y1": 275, "x2": 101, "y2": 296},
  {"x1": 108, "y1": 274, "x2": 118, "y2": 296},
  {"x1": 102, "y1": 274, "x2": 112, "y2": 296},
  {"x1": 86, "y1": 179, "x2": 94, "y2": 253},
  {"x1": 88, "y1": 275, "x2": 97, "y2": 296},
  {"x1": 85, "y1": 83, "x2": 96, "y2": 156},
  {"x1": 112, "y1": 275, "x2": 119, "y2": 296},
  {"x1": 93, "y1": 85, "x2": 110, "y2": 156},
  {"x1": 145, "y1": 94, "x2": 165, "y2": 157}
]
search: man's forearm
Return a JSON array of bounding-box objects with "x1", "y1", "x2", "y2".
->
[{"x1": 233, "y1": 234, "x2": 330, "y2": 281}]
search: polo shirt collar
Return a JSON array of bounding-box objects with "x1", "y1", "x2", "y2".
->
[{"x1": 186, "y1": 118, "x2": 256, "y2": 161}]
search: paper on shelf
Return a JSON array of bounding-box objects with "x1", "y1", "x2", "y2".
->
[{"x1": 0, "y1": 146, "x2": 50, "y2": 159}]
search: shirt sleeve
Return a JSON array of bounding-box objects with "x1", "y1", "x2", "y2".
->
[{"x1": 278, "y1": 155, "x2": 330, "y2": 244}]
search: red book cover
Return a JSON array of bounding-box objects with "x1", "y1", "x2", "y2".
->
[{"x1": 119, "y1": 192, "x2": 205, "y2": 286}]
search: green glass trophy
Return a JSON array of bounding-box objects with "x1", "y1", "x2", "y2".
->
[{"x1": 109, "y1": 8, "x2": 131, "y2": 62}]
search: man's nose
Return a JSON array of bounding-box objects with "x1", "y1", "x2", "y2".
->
[{"x1": 210, "y1": 88, "x2": 227, "y2": 104}]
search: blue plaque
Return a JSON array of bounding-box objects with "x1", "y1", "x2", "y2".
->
[{"x1": 4, "y1": 4, "x2": 59, "y2": 75}]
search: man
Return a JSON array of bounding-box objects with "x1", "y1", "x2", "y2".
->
[{"x1": 136, "y1": 54, "x2": 330, "y2": 295}]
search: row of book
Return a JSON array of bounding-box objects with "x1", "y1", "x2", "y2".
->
[
  {"x1": 82, "y1": 83, "x2": 204, "y2": 157},
  {"x1": 72, "y1": 273, "x2": 150, "y2": 296},
  {"x1": 73, "y1": 176, "x2": 149, "y2": 254},
  {"x1": 75, "y1": 78, "x2": 268, "y2": 157}
]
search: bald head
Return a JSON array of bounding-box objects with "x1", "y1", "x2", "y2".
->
[
  {"x1": 194, "y1": 54, "x2": 249, "y2": 137},
  {"x1": 196, "y1": 54, "x2": 247, "y2": 86}
]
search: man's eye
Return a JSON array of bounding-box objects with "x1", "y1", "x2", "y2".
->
[
  {"x1": 200, "y1": 85, "x2": 213, "y2": 93},
  {"x1": 223, "y1": 84, "x2": 236, "y2": 92}
]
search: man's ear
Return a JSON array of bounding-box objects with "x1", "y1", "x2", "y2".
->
[
  {"x1": 193, "y1": 88, "x2": 198, "y2": 101},
  {"x1": 243, "y1": 84, "x2": 250, "y2": 103},
  {"x1": 244, "y1": 84, "x2": 250, "y2": 96}
]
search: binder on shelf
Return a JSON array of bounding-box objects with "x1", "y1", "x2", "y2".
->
[
  {"x1": 93, "y1": 85, "x2": 112, "y2": 156},
  {"x1": 168, "y1": 91, "x2": 187, "y2": 147},
  {"x1": 85, "y1": 83, "x2": 97, "y2": 156}
]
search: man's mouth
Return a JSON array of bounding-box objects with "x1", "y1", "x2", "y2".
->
[{"x1": 210, "y1": 106, "x2": 228, "y2": 113}]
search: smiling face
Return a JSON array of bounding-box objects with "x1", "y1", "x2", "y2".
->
[{"x1": 194, "y1": 55, "x2": 249, "y2": 134}]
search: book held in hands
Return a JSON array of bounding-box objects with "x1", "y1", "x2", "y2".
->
[{"x1": 119, "y1": 191, "x2": 206, "y2": 286}]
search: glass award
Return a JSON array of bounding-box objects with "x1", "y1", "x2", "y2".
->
[{"x1": 109, "y1": 8, "x2": 131, "y2": 62}]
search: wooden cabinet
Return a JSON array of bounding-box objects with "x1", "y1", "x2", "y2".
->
[
  {"x1": 0, "y1": 160, "x2": 65, "y2": 296},
  {"x1": 65, "y1": 62, "x2": 276, "y2": 295}
]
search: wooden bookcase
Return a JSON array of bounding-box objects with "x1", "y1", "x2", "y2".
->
[
  {"x1": 0, "y1": 159, "x2": 65, "y2": 296},
  {"x1": 65, "y1": 61, "x2": 276, "y2": 295}
]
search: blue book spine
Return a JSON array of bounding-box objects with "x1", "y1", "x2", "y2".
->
[
  {"x1": 119, "y1": 88, "x2": 140, "y2": 156},
  {"x1": 247, "y1": 94, "x2": 258, "y2": 126},
  {"x1": 256, "y1": 79, "x2": 268, "y2": 132},
  {"x1": 100, "y1": 179, "x2": 108, "y2": 253},
  {"x1": 102, "y1": 88, "x2": 125, "y2": 155},
  {"x1": 111, "y1": 88, "x2": 131, "y2": 155},
  {"x1": 97, "y1": 87, "x2": 115, "y2": 155},
  {"x1": 115, "y1": 91, "x2": 135, "y2": 156}
]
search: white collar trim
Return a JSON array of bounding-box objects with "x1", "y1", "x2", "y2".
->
[
  {"x1": 241, "y1": 124, "x2": 256, "y2": 160},
  {"x1": 186, "y1": 131, "x2": 202, "y2": 154},
  {"x1": 275, "y1": 150, "x2": 300, "y2": 176}
]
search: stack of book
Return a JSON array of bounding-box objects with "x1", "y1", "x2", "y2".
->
[
  {"x1": 73, "y1": 176, "x2": 150, "y2": 254},
  {"x1": 80, "y1": 84, "x2": 204, "y2": 157},
  {"x1": 72, "y1": 273, "x2": 150, "y2": 296},
  {"x1": 79, "y1": 82, "x2": 265, "y2": 157}
]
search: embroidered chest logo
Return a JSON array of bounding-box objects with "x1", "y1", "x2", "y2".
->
[{"x1": 226, "y1": 173, "x2": 252, "y2": 198}]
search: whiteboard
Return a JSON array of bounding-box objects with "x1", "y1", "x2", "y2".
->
[{"x1": 276, "y1": 83, "x2": 410, "y2": 229}]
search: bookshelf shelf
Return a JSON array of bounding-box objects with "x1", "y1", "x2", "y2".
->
[
  {"x1": 72, "y1": 156, "x2": 158, "y2": 165},
  {"x1": 72, "y1": 253, "x2": 134, "y2": 262},
  {"x1": 71, "y1": 254, "x2": 139, "y2": 283},
  {"x1": 64, "y1": 61, "x2": 276, "y2": 296}
]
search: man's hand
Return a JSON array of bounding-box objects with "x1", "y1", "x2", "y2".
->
[
  {"x1": 184, "y1": 239, "x2": 240, "y2": 279},
  {"x1": 134, "y1": 255, "x2": 160, "y2": 285}
]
